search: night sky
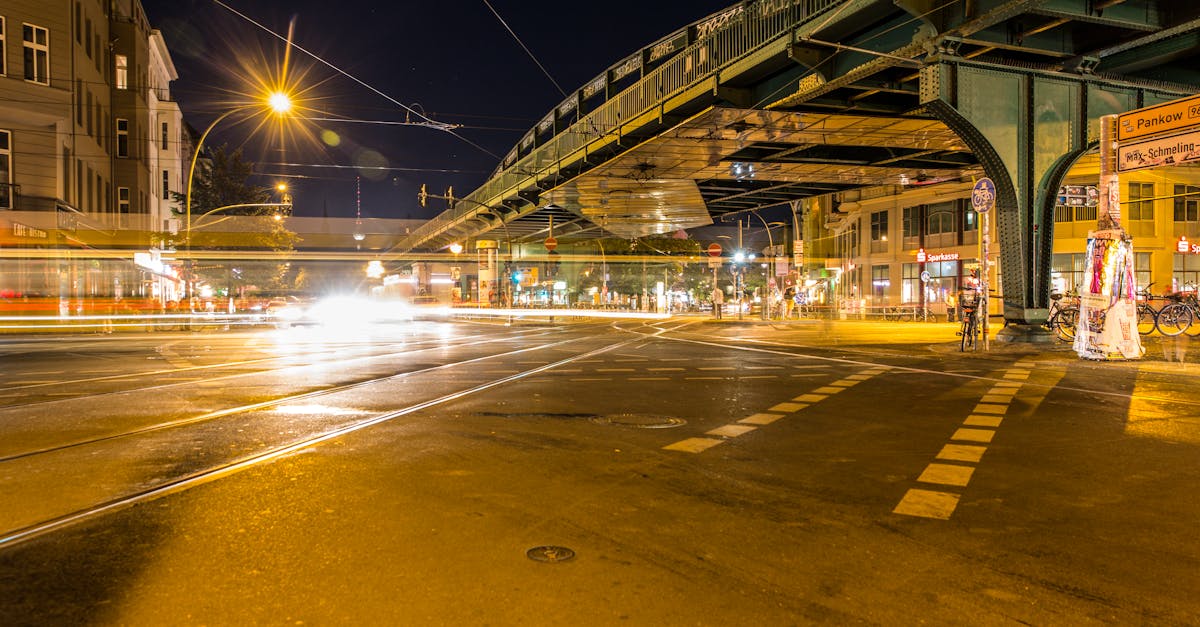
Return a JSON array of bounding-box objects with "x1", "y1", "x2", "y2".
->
[{"x1": 142, "y1": 0, "x2": 736, "y2": 219}]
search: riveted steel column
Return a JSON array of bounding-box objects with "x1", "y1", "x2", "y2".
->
[{"x1": 920, "y1": 60, "x2": 1146, "y2": 329}]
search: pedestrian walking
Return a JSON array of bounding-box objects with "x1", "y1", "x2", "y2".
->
[
  {"x1": 783, "y1": 285, "x2": 796, "y2": 319},
  {"x1": 712, "y1": 285, "x2": 724, "y2": 320}
]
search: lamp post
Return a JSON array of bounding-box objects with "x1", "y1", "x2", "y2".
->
[{"x1": 183, "y1": 91, "x2": 294, "y2": 300}]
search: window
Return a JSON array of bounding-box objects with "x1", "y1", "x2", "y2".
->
[
  {"x1": 1128, "y1": 182, "x2": 1154, "y2": 221},
  {"x1": 1173, "y1": 184, "x2": 1200, "y2": 223},
  {"x1": 0, "y1": 130, "x2": 10, "y2": 209},
  {"x1": 962, "y1": 200, "x2": 978, "y2": 245},
  {"x1": 85, "y1": 91, "x2": 92, "y2": 136},
  {"x1": 84, "y1": 18, "x2": 91, "y2": 58},
  {"x1": 75, "y1": 79, "x2": 83, "y2": 126},
  {"x1": 23, "y1": 23, "x2": 49, "y2": 85},
  {"x1": 927, "y1": 201, "x2": 956, "y2": 234},
  {"x1": 162, "y1": 170, "x2": 170, "y2": 200},
  {"x1": 1136, "y1": 252, "x2": 1151, "y2": 291},
  {"x1": 161, "y1": 121, "x2": 169, "y2": 150},
  {"x1": 1175, "y1": 254, "x2": 1200, "y2": 292},
  {"x1": 75, "y1": 3, "x2": 81, "y2": 44},
  {"x1": 118, "y1": 187, "x2": 129, "y2": 213},
  {"x1": 869, "y1": 210, "x2": 888, "y2": 253},
  {"x1": 902, "y1": 206, "x2": 920, "y2": 250},
  {"x1": 115, "y1": 54, "x2": 127, "y2": 90},
  {"x1": 0, "y1": 18, "x2": 7, "y2": 76},
  {"x1": 1051, "y1": 253, "x2": 1085, "y2": 294},
  {"x1": 902, "y1": 263, "x2": 921, "y2": 303},
  {"x1": 871, "y1": 264, "x2": 889, "y2": 302},
  {"x1": 116, "y1": 118, "x2": 128, "y2": 157},
  {"x1": 925, "y1": 201, "x2": 956, "y2": 248}
]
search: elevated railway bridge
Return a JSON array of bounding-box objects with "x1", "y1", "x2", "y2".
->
[{"x1": 395, "y1": 0, "x2": 1200, "y2": 328}]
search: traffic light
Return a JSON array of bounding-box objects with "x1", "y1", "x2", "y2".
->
[{"x1": 418, "y1": 184, "x2": 427, "y2": 207}]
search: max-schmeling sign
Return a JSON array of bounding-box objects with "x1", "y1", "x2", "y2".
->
[{"x1": 1117, "y1": 129, "x2": 1200, "y2": 172}]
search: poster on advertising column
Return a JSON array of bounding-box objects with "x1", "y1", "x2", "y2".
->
[{"x1": 1073, "y1": 230, "x2": 1144, "y2": 360}]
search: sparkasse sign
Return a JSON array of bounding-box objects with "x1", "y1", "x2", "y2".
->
[{"x1": 1117, "y1": 93, "x2": 1200, "y2": 142}]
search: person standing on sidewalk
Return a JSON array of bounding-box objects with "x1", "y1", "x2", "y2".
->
[{"x1": 712, "y1": 285, "x2": 724, "y2": 320}]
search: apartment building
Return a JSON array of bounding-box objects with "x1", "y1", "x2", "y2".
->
[
  {"x1": 801, "y1": 159, "x2": 1200, "y2": 312},
  {"x1": 0, "y1": 0, "x2": 185, "y2": 300}
]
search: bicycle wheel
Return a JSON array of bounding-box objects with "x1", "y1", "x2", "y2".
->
[
  {"x1": 1186, "y1": 305, "x2": 1200, "y2": 337},
  {"x1": 1136, "y1": 303, "x2": 1158, "y2": 335},
  {"x1": 1156, "y1": 302, "x2": 1193, "y2": 336},
  {"x1": 1054, "y1": 306, "x2": 1078, "y2": 342},
  {"x1": 959, "y1": 316, "x2": 974, "y2": 351}
]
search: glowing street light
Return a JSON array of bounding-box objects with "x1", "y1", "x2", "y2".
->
[
  {"x1": 448, "y1": 242, "x2": 464, "y2": 255},
  {"x1": 182, "y1": 88, "x2": 298, "y2": 299},
  {"x1": 268, "y1": 91, "x2": 292, "y2": 114}
]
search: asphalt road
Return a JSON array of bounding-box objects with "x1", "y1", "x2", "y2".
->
[{"x1": 1, "y1": 317, "x2": 1198, "y2": 624}]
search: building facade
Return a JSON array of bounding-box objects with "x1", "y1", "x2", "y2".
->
[
  {"x1": 801, "y1": 159, "x2": 1200, "y2": 315},
  {"x1": 0, "y1": 0, "x2": 184, "y2": 304}
]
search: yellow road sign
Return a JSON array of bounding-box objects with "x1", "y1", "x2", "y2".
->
[{"x1": 1117, "y1": 93, "x2": 1200, "y2": 142}]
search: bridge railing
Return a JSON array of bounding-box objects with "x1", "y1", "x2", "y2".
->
[{"x1": 405, "y1": 0, "x2": 844, "y2": 249}]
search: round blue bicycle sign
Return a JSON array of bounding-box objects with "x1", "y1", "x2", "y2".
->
[{"x1": 972, "y1": 178, "x2": 996, "y2": 213}]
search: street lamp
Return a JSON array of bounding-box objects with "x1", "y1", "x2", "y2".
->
[{"x1": 182, "y1": 90, "x2": 295, "y2": 300}]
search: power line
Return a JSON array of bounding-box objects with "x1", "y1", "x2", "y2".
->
[
  {"x1": 210, "y1": 0, "x2": 501, "y2": 160},
  {"x1": 482, "y1": 0, "x2": 567, "y2": 98}
]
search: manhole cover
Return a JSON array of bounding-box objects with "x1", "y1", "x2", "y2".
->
[
  {"x1": 589, "y1": 414, "x2": 687, "y2": 429},
  {"x1": 526, "y1": 545, "x2": 575, "y2": 563}
]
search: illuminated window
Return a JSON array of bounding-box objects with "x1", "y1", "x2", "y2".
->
[
  {"x1": 869, "y1": 210, "x2": 888, "y2": 253},
  {"x1": 115, "y1": 54, "x2": 127, "y2": 90},
  {"x1": 116, "y1": 118, "x2": 128, "y2": 157},
  {"x1": 23, "y1": 23, "x2": 49, "y2": 85}
]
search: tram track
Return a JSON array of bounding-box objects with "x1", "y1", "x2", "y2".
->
[
  {"x1": 0, "y1": 325, "x2": 658, "y2": 550},
  {"x1": 0, "y1": 325, "x2": 564, "y2": 409}
]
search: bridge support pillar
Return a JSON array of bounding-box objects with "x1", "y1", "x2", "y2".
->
[{"x1": 918, "y1": 60, "x2": 1172, "y2": 332}]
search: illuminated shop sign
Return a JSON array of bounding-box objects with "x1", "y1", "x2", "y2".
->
[
  {"x1": 915, "y1": 248, "x2": 960, "y2": 263},
  {"x1": 1177, "y1": 236, "x2": 1200, "y2": 254}
]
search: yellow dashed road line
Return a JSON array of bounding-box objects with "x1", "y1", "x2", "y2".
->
[
  {"x1": 664, "y1": 367, "x2": 889, "y2": 454},
  {"x1": 894, "y1": 361, "x2": 1038, "y2": 520}
]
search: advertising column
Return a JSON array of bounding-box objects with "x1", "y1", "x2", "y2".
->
[
  {"x1": 1073, "y1": 115, "x2": 1143, "y2": 360},
  {"x1": 476, "y1": 239, "x2": 499, "y2": 306}
]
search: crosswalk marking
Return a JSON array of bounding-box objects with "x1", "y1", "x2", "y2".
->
[
  {"x1": 893, "y1": 489, "x2": 960, "y2": 519},
  {"x1": 739, "y1": 413, "x2": 785, "y2": 425},
  {"x1": 662, "y1": 438, "x2": 725, "y2": 453}
]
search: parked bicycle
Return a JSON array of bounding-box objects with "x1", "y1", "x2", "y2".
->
[
  {"x1": 1155, "y1": 292, "x2": 1196, "y2": 336},
  {"x1": 1045, "y1": 291, "x2": 1078, "y2": 342},
  {"x1": 1132, "y1": 281, "x2": 1161, "y2": 333},
  {"x1": 957, "y1": 289, "x2": 981, "y2": 351}
]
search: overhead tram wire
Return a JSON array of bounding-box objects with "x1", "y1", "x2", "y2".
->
[
  {"x1": 210, "y1": 0, "x2": 501, "y2": 160},
  {"x1": 482, "y1": 0, "x2": 568, "y2": 98}
]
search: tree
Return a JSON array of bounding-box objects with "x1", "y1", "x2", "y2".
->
[{"x1": 170, "y1": 145, "x2": 302, "y2": 298}]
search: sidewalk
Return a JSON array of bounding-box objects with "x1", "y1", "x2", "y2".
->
[{"x1": 686, "y1": 313, "x2": 1200, "y2": 366}]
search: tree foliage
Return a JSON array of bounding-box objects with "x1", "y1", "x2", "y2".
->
[{"x1": 169, "y1": 145, "x2": 302, "y2": 296}]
